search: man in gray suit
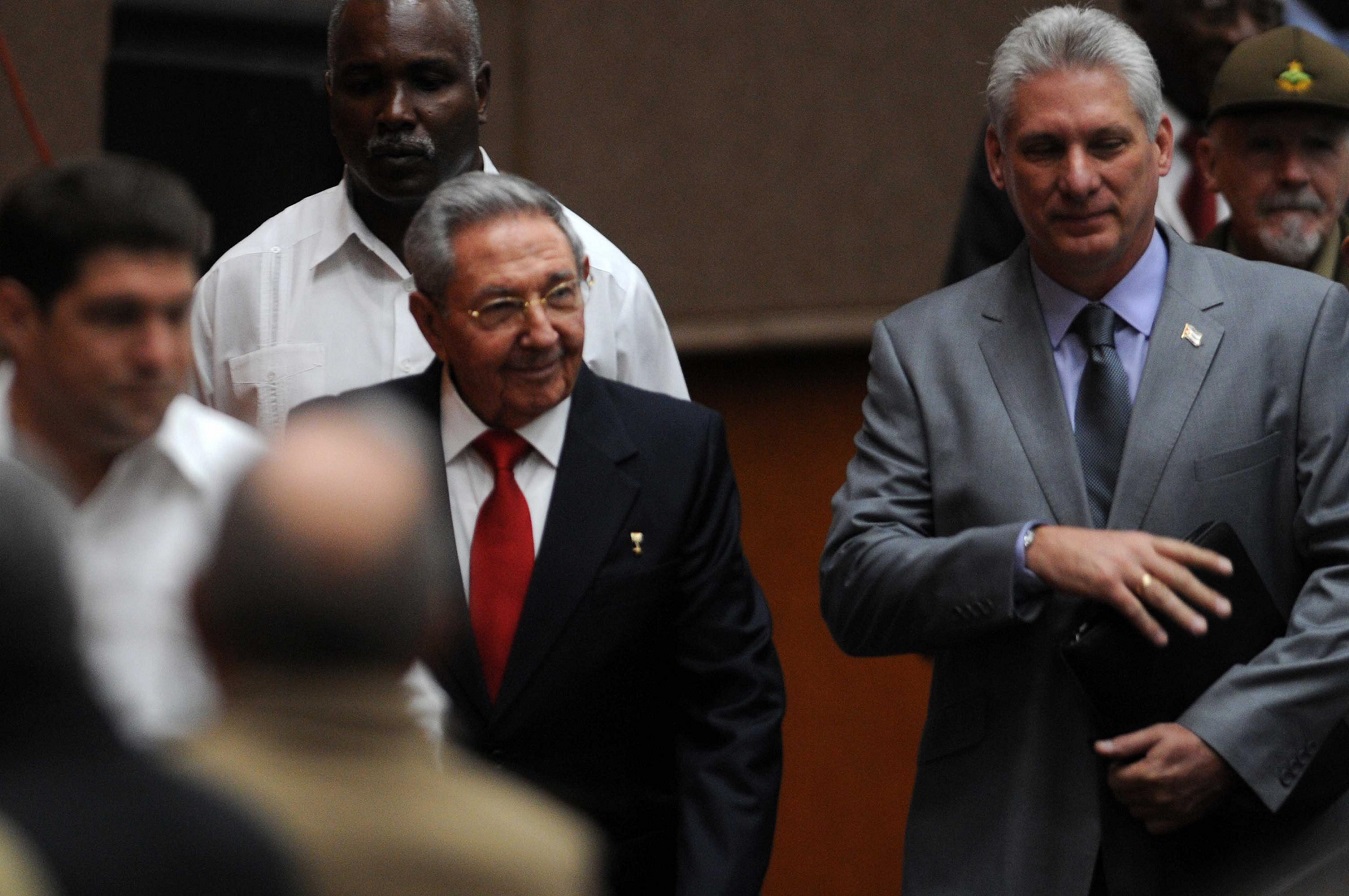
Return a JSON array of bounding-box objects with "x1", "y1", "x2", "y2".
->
[{"x1": 821, "y1": 6, "x2": 1349, "y2": 895}]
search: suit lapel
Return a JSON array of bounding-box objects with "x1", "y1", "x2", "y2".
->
[
  {"x1": 403, "y1": 361, "x2": 493, "y2": 718},
  {"x1": 493, "y1": 368, "x2": 640, "y2": 716},
  {"x1": 1109, "y1": 232, "x2": 1224, "y2": 530},
  {"x1": 979, "y1": 247, "x2": 1094, "y2": 527}
]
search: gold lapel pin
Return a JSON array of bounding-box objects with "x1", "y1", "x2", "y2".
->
[
  {"x1": 1181, "y1": 323, "x2": 1203, "y2": 347},
  {"x1": 630, "y1": 532, "x2": 644, "y2": 555}
]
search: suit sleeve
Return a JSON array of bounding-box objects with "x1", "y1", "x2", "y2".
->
[
  {"x1": 1180, "y1": 281, "x2": 1349, "y2": 812},
  {"x1": 673, "y1": 413, "x2": 784, "y2": 896},
  {"x1": 820, "y1": 319, "x2": 1032, "y2": 657}
]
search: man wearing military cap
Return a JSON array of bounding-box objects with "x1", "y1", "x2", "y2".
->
[{"x1": 1197, "y1": 25, "x2": 1349, "y2": 286}]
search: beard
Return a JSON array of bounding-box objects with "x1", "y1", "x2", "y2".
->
[{"x1": 1254, "y1": 188, "x2": 1328, "y2": 268}]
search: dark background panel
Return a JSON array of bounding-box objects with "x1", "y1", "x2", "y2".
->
[{"x1": 102, "y1": 1, "x2": 343, "y2": 260}]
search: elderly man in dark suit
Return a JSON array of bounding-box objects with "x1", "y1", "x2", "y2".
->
[
  {"x1": 329, "y1": 171, "x2": 784, "y2": 896},
  {"x1": 821, "y1": 6, "x2": 1349, "y2": 896}
]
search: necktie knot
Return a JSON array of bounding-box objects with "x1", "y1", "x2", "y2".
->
[
  {"x1": 473, "y1": 430, "x2": 531, "y2": 473},
  {"x1": 1072, "y1": 303, "x2": 1118, "y2": 350}
]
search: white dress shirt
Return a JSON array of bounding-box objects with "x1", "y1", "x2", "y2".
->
[
  {"x1": 0, "y1": 366, "x2": 266, "y2": 744},
  {"x1": 192, "y1": 151, "x2": 687, "y2": 435},
  {"x1": 437, "y1": 369, "x2": 571, "y2": 596}
]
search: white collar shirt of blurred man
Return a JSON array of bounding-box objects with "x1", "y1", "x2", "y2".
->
[{"x1": 0, "y1": 363, "x2": 264, "y2": 744}]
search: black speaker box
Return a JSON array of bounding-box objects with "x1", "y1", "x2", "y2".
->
[{"x1": 103, "y1": 0, "x2": 343, "y2": 263}]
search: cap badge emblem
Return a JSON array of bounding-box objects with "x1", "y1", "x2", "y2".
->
[{"x1": 1277, "y1": 60, "x2": 1313, "y2": 94}]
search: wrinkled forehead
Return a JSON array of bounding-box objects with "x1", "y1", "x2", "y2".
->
[{"x1": 1004, "y1": 67, "x2": 1148, "y2": 135}]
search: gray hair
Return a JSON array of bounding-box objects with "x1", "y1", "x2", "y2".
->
[
  {"x1": 403, "y1": 171, "x2": 586, "y2": 304},
  {"x1": 328, "y1": 0, "x2": 484, "y2": 74},
  {"x1": 987, "y1": 5, "x2": 1163, "y2": 139}
]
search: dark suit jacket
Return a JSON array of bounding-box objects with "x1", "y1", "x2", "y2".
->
[
  {"x1": 822, "y1": 225, "x2": 1349, "y2": 896},
  {"x1": 0, "y1": 677, "x2": 299, "y2": 896},
  {"x1": 337, "y1": 364, "x2": 785, "y2": 896}
]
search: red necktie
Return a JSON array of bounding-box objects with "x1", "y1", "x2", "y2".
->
[
  {"x1": 1178, "y1": 128, "x2": 1217, "y2": 242},
  {"x1": 469, "y1": 430, "x2": 534, "y2": 700}
]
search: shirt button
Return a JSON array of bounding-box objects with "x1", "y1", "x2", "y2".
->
[
  {"x1": 267, "y1": 372, "x2": 277, "y2": 383},
  {"x1": 400, "y1": 359, "x2": 417, "y2": 373}
]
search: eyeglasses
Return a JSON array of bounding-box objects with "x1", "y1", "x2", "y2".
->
[{"x1": 465, "y1": 278, "x2": 586, "y2": 331}]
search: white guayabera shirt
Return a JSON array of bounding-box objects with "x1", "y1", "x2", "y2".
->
[{"x1": 191, "y1": 151, "x2": 687, "y2": 436}]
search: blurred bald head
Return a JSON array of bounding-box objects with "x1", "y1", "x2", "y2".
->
[{"x1": 197, "y1": 402, "x2": 450, "y2": 673}]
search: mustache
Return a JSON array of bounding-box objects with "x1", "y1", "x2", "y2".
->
[
  {"x1": 1258, "y1": 189, "x2": 1325, "y2": 215},
  {"x1": 366, "y1": 134, "x2": 436, "y2": 157}
]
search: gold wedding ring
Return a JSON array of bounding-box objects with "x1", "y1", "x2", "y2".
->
[{"x1": 1139, "y1": 572, "x2": 1154, "y2": 595}]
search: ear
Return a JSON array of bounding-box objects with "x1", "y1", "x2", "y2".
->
[
  {"x1": 324, "y1": 68, "x2": 333, "y2": 98},
  {"x1": 409, "y1": 290, "x2": 450, "y2": 360},
  {"x1": 581, "y1": 256, "x2": 591, "y2": 284},
  {"x1": 985, "y1": 124, "x2": 1008, "y2": 192},
  {"x1": 475, "y1": 62, "x2": 492, "y2": 125},
  {"x1": 1154, "y1": 113, "x2": 1175, "y2": 179},
  {"x1": 0, "y1": 277, "x2": 43, "y2": 360}
]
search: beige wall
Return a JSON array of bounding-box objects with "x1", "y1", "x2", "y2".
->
[
  {"x1": 0, "y1": 1, "x2": 111, "y2": 187},
  {"x1": 479, "y1": 1, "x2": 1026, "y2": 348}
]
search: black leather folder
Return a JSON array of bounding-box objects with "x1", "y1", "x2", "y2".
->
[{"x1": 1060, "y1": 520, "x2": 1349, "y2": 820}]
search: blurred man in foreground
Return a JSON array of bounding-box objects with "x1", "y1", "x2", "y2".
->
[
  {"x1": 0, "y1": 156, "x2": 264, "y2": 742},
  {"x1": 184, "y1": 404, "x2": 600, "y2": 896},
  {"x1": 0, "y1": 459, "x2": 298, "y2": 896}
]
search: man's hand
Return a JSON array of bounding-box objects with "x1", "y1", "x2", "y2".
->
[
  {"x1": 1026, "y1": 526, "x2": 1232, "y2": 645},
  {"x1": 1096, "y1": 723, "x2": 1235, "y2": 833}
]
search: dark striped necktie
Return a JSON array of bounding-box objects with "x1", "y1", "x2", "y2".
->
[{"x1": 1072, "y1": 303, "x2": 1131, "y2": 529}]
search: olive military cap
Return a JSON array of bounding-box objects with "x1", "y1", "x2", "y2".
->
[{"x1": 1209, "y1": 25, "x2": 1349, "y2": 122}]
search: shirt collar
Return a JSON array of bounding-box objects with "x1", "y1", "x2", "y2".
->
[
  {"x1": 315, "y1": 177, "x2": 410, "y2": 279},
  {"x1": 437, "y1": 364, "x2": 570, "y2": 469},
  {"x1": 1034, "y1": 226, "x2": 1169, "y2": 348},
  {"x1": 148, "y1": 395, "x2": 226, "y2": 493}
]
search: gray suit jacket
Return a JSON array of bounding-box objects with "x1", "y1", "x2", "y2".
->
[{"x1": 820, "y1": 224, "x2": 1349, "y2": 896}]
